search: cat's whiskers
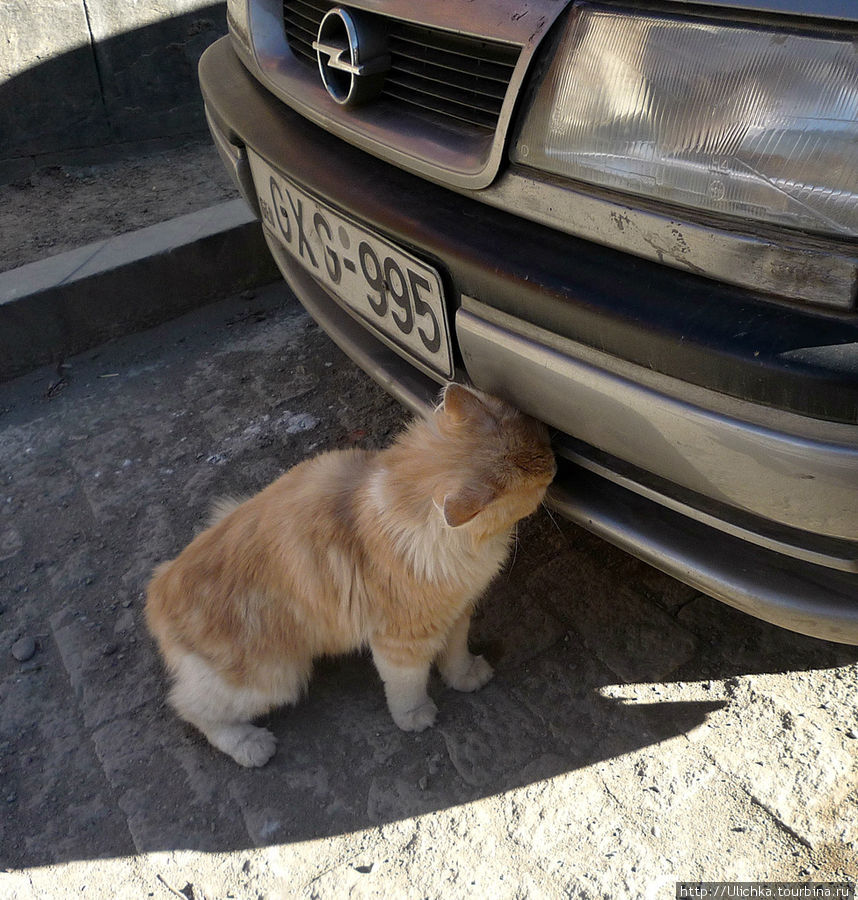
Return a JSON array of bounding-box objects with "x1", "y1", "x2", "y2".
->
[
  {"x1": 507, "y1": 521, "x2": 520, "y2": 575},
  {"x1": 541, "y1": 499, "x2": 567, "y2": 540}
]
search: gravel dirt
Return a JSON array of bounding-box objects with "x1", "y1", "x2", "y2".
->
[{"x1": 0, "y1": 140, "x2": 238, "y2": 273}]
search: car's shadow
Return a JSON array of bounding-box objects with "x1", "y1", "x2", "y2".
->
[
  {"x1": 2, "y1": 290, "x2": 854, "y2": 868},
  {"x1": 116, "y1": 510, "x2": 855, "y2": 855}
]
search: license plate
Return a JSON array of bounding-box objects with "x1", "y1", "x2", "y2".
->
[{"x1": 249, "y1": 153, "x2": 453, "y2": 380}]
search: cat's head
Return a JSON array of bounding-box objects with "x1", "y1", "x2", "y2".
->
[{"x1": 433, "y1": 384, "x2": 557, "y2": 535}]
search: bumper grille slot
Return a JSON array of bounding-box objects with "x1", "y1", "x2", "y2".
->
[{"x1": 282, "y1": 1, "x2": 519, "y2": 132}]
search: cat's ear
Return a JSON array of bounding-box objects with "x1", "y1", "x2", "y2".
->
[
  {"x1": 442, "y1": 482, "x2": 498, "y2": 528},
  {"x1": 442, "y1": 384, "x2": 493, "y2": 426}
]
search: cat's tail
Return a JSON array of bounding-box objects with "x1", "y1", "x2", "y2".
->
[{"x1": 143, "y1": 559, "x2": 177, "y2": 655}]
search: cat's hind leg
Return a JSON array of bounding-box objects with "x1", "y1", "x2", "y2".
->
[
  {"x1": 165, "y1": 650, "x2": 305, "y2": 767},
  {"x1": 437, "y1": 610, "x2": 493, "y2": 693},
  {"x1": 193, "y1": 720, "x2": 277, "y2": 768}
]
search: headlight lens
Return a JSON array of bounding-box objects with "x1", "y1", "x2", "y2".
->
[{"x1": 512, "y1": 6, "x2": 858, "y2": 238}]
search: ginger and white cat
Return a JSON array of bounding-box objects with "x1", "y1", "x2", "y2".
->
[{"x1": 145, "y1": 384, "x2": 556, "y2": 766}]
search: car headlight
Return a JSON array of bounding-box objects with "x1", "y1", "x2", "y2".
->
[
  {"x1": 512, "y1": 5, "x2": 858, "y2": 238},
  {"x1": 226, "y1": 0, "x2": 250, "y2": 50}
]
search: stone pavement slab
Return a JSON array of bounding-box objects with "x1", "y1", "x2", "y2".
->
[
  {"x1": 0, "y1": 198, "x2": 278, "y2": 381},
  {"x1": 1, "y1": 282, "x2": 856, "y2": 897}
]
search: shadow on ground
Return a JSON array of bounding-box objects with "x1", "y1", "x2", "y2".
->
[
  {"x1": 1, "y1": 285, "x2": 854, "y2": 868},
  {"x1": 0, "y1": 3, "x2": 225, "y2": 180}
]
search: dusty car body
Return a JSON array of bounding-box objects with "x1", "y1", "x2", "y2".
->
[{"x1": 200, "y1": 0, "x2": 858, "y2": 642}]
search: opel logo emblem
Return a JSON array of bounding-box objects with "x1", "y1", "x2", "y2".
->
[{"x1": 313, "y1": 7, "x2": 389, "y2": 106}]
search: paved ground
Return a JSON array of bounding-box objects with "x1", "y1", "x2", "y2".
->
[{"x1": 1, "y1": 281, "x2": 856, "y2": 898}]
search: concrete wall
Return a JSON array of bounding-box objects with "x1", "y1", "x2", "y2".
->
[{"x1": 0, "y1": 0, "x2": 227, "y2": 180}]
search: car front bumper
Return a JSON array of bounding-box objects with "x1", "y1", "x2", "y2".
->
[{"x1": 201, "y1": 36, "x2": 858, "y2": 644}]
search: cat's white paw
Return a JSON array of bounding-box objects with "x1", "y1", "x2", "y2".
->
[
  {"x1": 391, "y1": 698, "x2": 438, "y2": 732},
  {"x1": 225, "y1": 724, "x2": 277, "y2": 767},
  {"x1": 443, "y1": 654, "x2": 494, "y2": 693}
]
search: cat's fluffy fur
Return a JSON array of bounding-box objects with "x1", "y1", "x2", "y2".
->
[{"x1": 145, "y1": 384, "x2": 556, "y2": 766}]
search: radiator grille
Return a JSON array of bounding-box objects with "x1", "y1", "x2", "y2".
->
[{"x1": 282, "y1": 0, "x2": 519, "y2": 132}]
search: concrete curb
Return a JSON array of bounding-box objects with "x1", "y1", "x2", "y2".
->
[{"x1": 0, "y1": 198, "x2": 280, "y2": 382}]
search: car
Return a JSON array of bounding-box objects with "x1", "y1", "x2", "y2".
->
[{"x1": 200, "y1": 0, "x2": 858, "y2": 644}]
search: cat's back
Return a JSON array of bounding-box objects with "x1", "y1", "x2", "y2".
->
[
  {"x1": 208, "y1": 444, "x2": 378, "y2": 597},
  {"x1": 145, "y1": 445, "x2": 376, "y2": 654},
  {"x1": 254, "y1": 445, "x2": 375, "y2": 525}
]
